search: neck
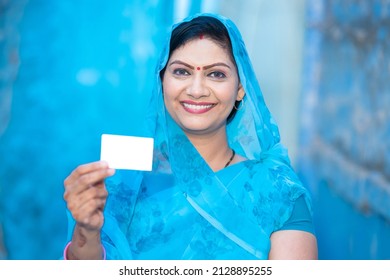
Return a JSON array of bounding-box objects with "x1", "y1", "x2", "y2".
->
[{"x1": 185, "y1": 129, "x2": 231, "y2": 171}]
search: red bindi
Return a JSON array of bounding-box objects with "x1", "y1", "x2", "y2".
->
[{"x1": 196, "y1": 67, "x2": 201, "y2": 71}]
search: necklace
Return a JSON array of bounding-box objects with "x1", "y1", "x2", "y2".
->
[{"x1": 224, "y1": 149, "x2": 236, "y2": 168}]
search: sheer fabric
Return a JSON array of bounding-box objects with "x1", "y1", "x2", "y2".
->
[{"x1": 65, "y1": 13, "x2": 313, "y2": 260}]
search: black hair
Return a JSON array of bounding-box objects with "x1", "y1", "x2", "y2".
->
[{"x1": 160, "y1": 16, "x2": 241, "y2": 123}]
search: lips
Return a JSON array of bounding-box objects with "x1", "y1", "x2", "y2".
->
[{"x1": 181, "y1": 100, "x2": 216, "y2": 114}]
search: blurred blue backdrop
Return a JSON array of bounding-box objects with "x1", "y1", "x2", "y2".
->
[{"x1": 0, "y1": 0, "x2": 389, "y2": 259}]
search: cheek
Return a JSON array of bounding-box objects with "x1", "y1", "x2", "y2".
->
[
  {"x1": 218, "y1": 85, "x2": 240, "y2": 104},
  {"x1": 162, "y1": 92, "x2": 174, "y2": 112},
  {"x1": 162, "y1": 94, "x2": 175, "y2": 120},
  {"x1": 162, "y1": 86, "x2": 175, "y2": 106},
  {"x1": 162, "y1": 81, "x2": 178, "y2": 115},
  {"x1": 162, "y1": 77, "x2": 177, "y2": 98}
]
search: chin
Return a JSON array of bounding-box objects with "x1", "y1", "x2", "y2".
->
[{"x1": 182, "y1": 125, "x2": 209, "y2": 134}]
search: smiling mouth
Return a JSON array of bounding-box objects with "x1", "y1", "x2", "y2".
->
[{"x1": 181, "y1": 102, "x2": 216, "y2": 113}]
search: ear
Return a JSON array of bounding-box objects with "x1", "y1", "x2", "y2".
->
[{"x1": 236, "y1": 84, "x2": 245, "y2": 101}]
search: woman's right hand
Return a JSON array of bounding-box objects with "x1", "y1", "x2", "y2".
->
[{"x1": 63, "y1": 161, "x2": 115, "y2": 232}]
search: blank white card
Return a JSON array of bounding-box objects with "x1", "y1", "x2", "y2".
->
[{"x1": 100, "y1": 134, "x2": 154, "y2": 171}]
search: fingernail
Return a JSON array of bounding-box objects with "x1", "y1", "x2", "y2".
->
[{"x1": 108, "y1": 168, "x2": 116, "y2": 175}]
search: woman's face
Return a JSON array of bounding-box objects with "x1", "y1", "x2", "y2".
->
[{"x1": 162, "y1": 37, "x2": 244, "y2": 137}]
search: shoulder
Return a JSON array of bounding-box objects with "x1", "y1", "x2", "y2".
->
[
  {"x1": 240, "y1": 159, "x2": 313, "y2": 233},
  {"x1": 242, "y1": 159, "x2": 307, "y2": 197}
]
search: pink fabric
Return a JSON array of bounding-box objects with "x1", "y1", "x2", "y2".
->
[{"x1": 63, "y1": 242, "x2": 106, "y2": 260}]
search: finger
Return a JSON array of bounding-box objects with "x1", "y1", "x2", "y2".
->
[
  {"x1": 65, "y1": 180, "x2": 108, "y2": 212},
  {"x1": 71, "y1": 186, "x2": 108, "y2": 210},
  {"x1": 79, "y1": 210, "x2": 105, "y2": 231},
  {"x1": 64, "y1": 161, "x2": 110, "y2": 187},
  {"x1": 64, "y1": 168, "x2": 114, "y2": 198},
  {"x1": 70, "y1": 198, "x2": 106, "y2": 227},
  {"x1": 92, "y1": 180, "x2": 106, "y2": 190},
  {"x1": 77, "y1": 168, "x2": 114, "y2": 188},
  {"x1": 79, "y1": 199, "x2": 106, "y2": 229}
]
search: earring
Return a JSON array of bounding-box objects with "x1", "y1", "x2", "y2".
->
[{"x1": 234, "y1": 99, "x2": 244, "y2": 110}]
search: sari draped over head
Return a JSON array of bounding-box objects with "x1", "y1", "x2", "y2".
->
[{"x1": 65, "y1": 13, "x2": 313, "y2": 260}]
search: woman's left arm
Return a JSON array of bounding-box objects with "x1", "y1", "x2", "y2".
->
[{"x1": 268, "y1": 230, "x2": 318, "y2": 259}]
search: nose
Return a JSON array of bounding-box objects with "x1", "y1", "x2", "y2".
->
[{"x1": 187, "y1": 74, "x2": 209, "y2": 98}]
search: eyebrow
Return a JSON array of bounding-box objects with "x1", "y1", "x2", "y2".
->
[
  {"x1": 168, "y1": 60, "x2": 231, "y2": 70},
  {"x1": 168, "y1": 60, "x2": 194, "y2": 69},
  {"x1": 202, "y1": 62, "x2": 231, "y2": 70}
]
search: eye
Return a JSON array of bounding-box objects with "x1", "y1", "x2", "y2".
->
[
  {"x1": 172, "y1": 68, "x2": 190, "y2": 76},
  {"x1": 208, "y1": 71, "x2": 226, "y2": 79}
]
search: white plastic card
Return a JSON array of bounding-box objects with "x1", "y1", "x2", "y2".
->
[{"x1": 100, "y1": 134, "x2": 154, "y2": 171}]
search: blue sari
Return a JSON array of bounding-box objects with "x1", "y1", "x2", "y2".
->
[{"x1": 65, "y1": 13, "x2": 313, "y2": 260}]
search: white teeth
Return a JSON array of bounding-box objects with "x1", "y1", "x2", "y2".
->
[{"x1": 182, "y1": 103, "x2": 213, "y2": 110}]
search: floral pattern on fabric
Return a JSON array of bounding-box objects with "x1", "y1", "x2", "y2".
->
[{"x1": 65, "y1": 13, "x2": 314, "y2": 260}]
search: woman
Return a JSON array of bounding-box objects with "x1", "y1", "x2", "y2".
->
[{"x1": 63, "y1": 13, "x2": 318, "y2": 260}]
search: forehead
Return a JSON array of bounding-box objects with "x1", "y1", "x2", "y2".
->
[{"x1": 169, "y1": 38, "x2": 233, "y2": 64}]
